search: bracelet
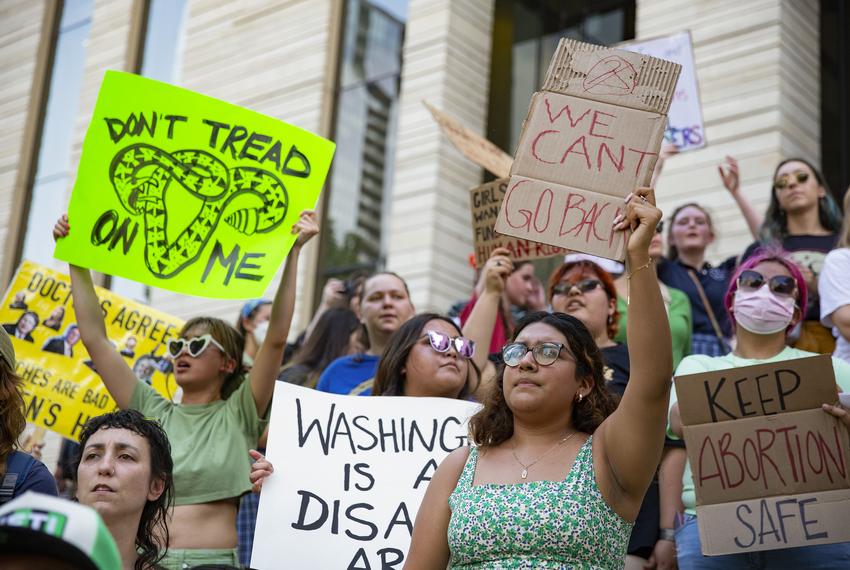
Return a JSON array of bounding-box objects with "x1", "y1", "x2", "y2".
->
[
  {"x1": 626, "y1": 258, "x2": 654, "y2": 280},
  {"x1": 659, "y1": 528, "x2": 675, "y2": 541},
  {"x1": 625, "y1": 258, "x2": 654, "y2": 305}
]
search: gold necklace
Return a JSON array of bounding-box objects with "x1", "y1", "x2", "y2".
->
[{"x1": 510, "y1": 432, "x2": 578, "y2": 479}]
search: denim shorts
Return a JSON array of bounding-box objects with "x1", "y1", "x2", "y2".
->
[{"x1": 676, "y1": 514, "x2": 850, "y2": 569}]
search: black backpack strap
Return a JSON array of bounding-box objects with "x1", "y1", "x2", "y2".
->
[{"x1": 1, "y1": 451, "x2": 37, "y2": 505}]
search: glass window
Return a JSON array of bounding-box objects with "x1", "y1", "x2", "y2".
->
[
  {"x1": 487, "y1": 0, "x2": 635, "y2": 278},
  {"x1": 20, "y1": 0, "x2": 94, "y2": 269},
  {"x1": 110, "y1": 0, "x2": 188, "y2": 302},
  {"x1": 317, "y1": 0, "x2": 407, "y2": 286}
]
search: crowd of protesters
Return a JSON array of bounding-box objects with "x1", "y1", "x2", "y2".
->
[{"x1": 2, "y1": 153, "x2": 850, "y2": 570}]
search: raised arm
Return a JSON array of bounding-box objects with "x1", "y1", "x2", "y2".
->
[
  {"x1": 54, "y1": 215, "x2": 138, "y2": 408},
  {"x1": 249, "y1": 210, "x2": 318, "y2": 413},
  {"x1": 598, "y1": 188, "x2": 673, "y2": 507},
  {"x1": 718, "y1": 155, "x2": 762, "y2": 239},
  {"x1": 405, "y1": 447, "x2": 469, "y2": 569}
]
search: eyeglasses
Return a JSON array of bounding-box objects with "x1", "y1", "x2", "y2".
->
[
  {"x1": 736, "y1": 270, "x2": 797, "y2": 298},
  {"x1": 424, "y1": 330, "x2": 475, "y2": 359},
  {"x1": 773, "y1": 171, "x2": 810, "y2": 191},
  {"x1": 166, "y1": 334, "x2": 227, "y2": 359},
  {"x1": 655, "y1": 220, "x2": 665, "y2": 234},
  {"x1": 502, "y1": 342, "x2": 567, "y2": 367},
  {"x1": 551, "y1": 279, "x2": 603, "y2": 297}
]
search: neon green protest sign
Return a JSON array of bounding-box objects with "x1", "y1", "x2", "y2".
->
[{"x1": 55, "y1": 71, "x2": 335, "y2": 299}]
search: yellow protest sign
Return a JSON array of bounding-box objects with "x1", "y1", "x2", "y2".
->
[
  {"x1": 54, "y1": 71, "x2": 336, "y2": 298},
  {"x1": 2, "y1": 261, "x2": 183, "y2": 440}
]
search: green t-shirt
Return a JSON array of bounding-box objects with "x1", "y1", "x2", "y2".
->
[
  {"x1": 130, "y1": 378, "x2": 265, "y2": 505},
  {"x1": 616, "y1": 284, "x2": 692, "y2": 370},
  {"x1": 668, "y1": 347, "x2": 850, "y2": 515}
]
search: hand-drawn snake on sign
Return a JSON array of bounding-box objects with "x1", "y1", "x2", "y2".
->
[{"x1": 108, "y1": 144, "x2": 288, "y2": 279}]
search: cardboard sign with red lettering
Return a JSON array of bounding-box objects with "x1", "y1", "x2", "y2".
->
[
  {"x1": 675, "y1": 355, "x2": 850, "y2": 555},
  {"x1": 496, "y1": 176, "x2": 626, "y2": 260},
  {"x1": 495, "y1": 38, "x2": 681, "y2": 261},
  {"x1": 469, "y1": 179, "x2": 568, "y2": 267}
]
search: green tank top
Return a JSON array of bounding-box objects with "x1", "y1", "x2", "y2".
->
[{"x1": 447, "y1": 436, "x2": 632, "y2": 569}]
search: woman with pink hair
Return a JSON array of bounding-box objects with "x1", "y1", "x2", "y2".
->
[{"x1": 667, "y1": 248, "x2": 850, "y2": 568}]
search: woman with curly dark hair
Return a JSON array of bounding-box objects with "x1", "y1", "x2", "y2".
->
[
  {"x1": 75, "y1": 409, "x2": 174, "y2": 570},
  {"x1": 0, "y1": 328, "x2": 58, "y2": 505},
  {"x1": 406, "y1": 188, "x2": 673, "y2": 569}
]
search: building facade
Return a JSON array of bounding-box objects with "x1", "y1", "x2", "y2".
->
[{"x1": 2, "y1": 0, "x2": 847, "y2": 334}]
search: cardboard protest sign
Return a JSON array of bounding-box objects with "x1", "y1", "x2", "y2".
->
[
  {"x1": 674, "y1": 355, "x2": 850, "y2": 554},
  {"x1": 469, "y1": 178, "x2": 568, "y2": 266},
  {"x1": 620, "y1": 31, "x2": 706, "y2": 151},
  {"x1": 495, "y1": 38, "x2": 681, "y2": 261},
  {"x1": 252, "y1": 383, "x2": 480, "y2": 569},
  {"x1": 423, "y1": 101, "x2": 513, "y2": 178},
  {"x1": 695, "y1": 489, "x2": 850, "y2": 554},
  {"x1": 1, "y1": 261, "x2": 182, "y2": 439},
  {"x1": 54, "y1": 71, "x2": 335, "y2": 299}
]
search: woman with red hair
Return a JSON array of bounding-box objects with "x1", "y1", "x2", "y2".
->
[{"x1": 669, "y1": 248, "x2": 850, "y2": 568}]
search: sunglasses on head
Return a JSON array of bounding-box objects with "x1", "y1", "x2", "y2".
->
[
  {"x1": 773, "y1": 171, "x2": 810, "y2": 191},
  {"x1": 424, "y1": 330, "x2": 475, "y2": 359},
  {"x1": 502, "y1": 342, "x2": 567, "y2": 367},
  {"x1": 552, "y1": 279, "x2": 603, "y2": 297},
  {"x1": 736, "y1": 270, "x2": 797, "y2": 298},
  {"x1": 166, "y1": 334, "x2": 227, "y2": 359}
]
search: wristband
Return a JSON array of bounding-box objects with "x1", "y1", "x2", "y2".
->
[{"x1": 659, "y1": 528, "x2": 675, "y2": 541}]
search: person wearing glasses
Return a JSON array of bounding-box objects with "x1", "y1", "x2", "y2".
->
[
  {"x1": 404, "y1": 188, "x2": 672, "y2": 569},
  {"x1": 53, "y1": 211, "x2": 318, "y2": 569},
  {"x1": 668, "y1": 248, "x2": 850, "y2": 568},
  {"x1": 247, "y1": 313, "x2": 480, "y2": 489},
  {"x1": 740, "y1": 159, "x2": 843, "y2": 354}
]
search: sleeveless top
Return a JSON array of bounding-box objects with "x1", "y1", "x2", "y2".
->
[{"x1": 447, "y1": 436, "x2": 632, "y2": 569}]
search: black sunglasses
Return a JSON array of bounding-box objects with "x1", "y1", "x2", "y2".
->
[
  {"x1": 773, "y1": 171, "x2": 810, "y2": 191},
  {"x1": 552, "y1": 279, "x2": 603, "y2": 297},
  {"x1": 736, "y1": 270, "x2": 797, "y2": 298}
]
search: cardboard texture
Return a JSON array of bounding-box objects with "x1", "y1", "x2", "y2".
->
[
  {"x1": 495, "y1": 39, "x2": 681, "y2": 261},
  {"x1": 542, "y1": 37, "x2": 680, "y2": 114},
  {"x1": 675, "y1": 355, "x2": 837, "y2": 425},
  {"x1": 510, "y1": 92, "x2": 668, "y2": 196},
  {"x1": 469, "y1": 178, "x2": 567, "y2": 266},
  {"x1": 675, "y1": 355, "x2": 850, "y2": 555},
  {"x1": 682, "y1": 409, "x2": 850, "y2": 505},
  {"x1": 423, "y1": 101, "x2": 513, "y2": 178},
  {"x1": 620, "y1": 31, "x2": 707, "y2": 151},
  {"x1": 493, "y1": 176, "x2": 626, "y2": 260},
  {"x1": 695, "y1": 489, "x2": 850, "y2": 556}
]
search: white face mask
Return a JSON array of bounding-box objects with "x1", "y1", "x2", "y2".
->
[
  {"x1": 733, "y1": 287, "x2": 796, "y2": 335},
  {"x1": 253, "y1": 320, "x2": 269, "y2": 345}
]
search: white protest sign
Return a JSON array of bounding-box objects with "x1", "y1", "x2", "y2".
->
[
  {"x1": 251, "y1": 383, "x2": 481, "y2": 569},
  {"x1": 621, "y1": 31, "x2": 706, "y2": 151}
]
